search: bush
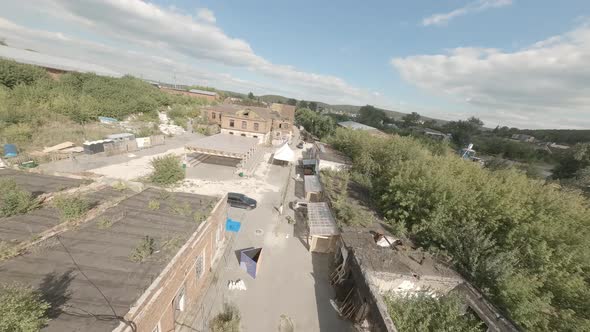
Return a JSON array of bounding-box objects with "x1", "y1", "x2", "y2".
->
[
  {"x1": 130, "y1": 236, "x2": 156, "y2": 263},
  {"x1": 0, "y1": 59, "x2": 49, "y2": 88},
  {"x1": 149, "y1": 155, "x2": 184, "y2": 185},
  {"x1": 210, "y1": 303, "x2": 240, "y2": 332},
  {"x1": 0, "y1": 179, "x2": 39, "y2": 217},
  {"x1": 52, "y1": 195, "x2": 90, "y2": 222},
  {"x1": 384, "y1": 293, "x2": 483, "y2": 332},
  {"x1": 148, "y1": 200, "x2": 160, "y2": 210},
  {"x1": 0, "y1": 283, "x2": 50, "y2": 332}
]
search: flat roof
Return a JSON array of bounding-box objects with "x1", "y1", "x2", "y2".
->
[
  {"x1": 186, "y1": 133, "x2": 259, "y2": 157},
  {"x1": 304, "y1": 175, "x2": 322, "y2": 193},
  {"x1": 0, "y1": 188, "x2": 219, "y2": 332},
  {"x1": 307, "y1": 202, "x2": 339, "y2": 236},
  {"x1": 338, "y1": 121, "x2": 378, "y2": 131},
  {"x1": 188, "y1": 89, "x2": 217, "y2": 96},
  {"x1": 341, "y1": 226, "x2": 460, "y2": 280},
  {"x1": 205, "y1": 104, "x2": 281, "y2": 121},
  {"x1": 0, "y1": 46, "x2": 121, "y2": 77},
  {"x1": 316, "y1": 143, "x2": 352, "y2": 165},
  {"x1": 0, "y1": 169, "x2": 82, "y2": 195}
]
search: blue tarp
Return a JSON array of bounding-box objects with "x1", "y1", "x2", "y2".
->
[
  {"x1": 3, "y1": 144, "x2": 17, "y2": 157},
  {"x1": 98, "y1": 116, "x2": 118, "y2": 124},
  {"x1": 226, "y1": 218, "x2": 241, "y2": 232}
]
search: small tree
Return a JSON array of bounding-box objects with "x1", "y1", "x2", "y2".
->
[
  {"x1": 149, "y1": 155, "x2": 185, "y2": 185},
  {"x1": 210, "y1": 303, "x2": 240, "y2": 332},
  {"x1": 0, "y1": 179, "x2": 39, "y2": 217},
  {"x1": 247, "y1": 92, "x2": 255, "y2": 99},
  {"x1": 52, "y1": 195, "x2": 90, "y2": 222},
  {"x1": 0, "y1": 283, "x2": 50, "y2": 332}
]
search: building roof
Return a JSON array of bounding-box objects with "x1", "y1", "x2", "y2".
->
[
  {"x1": 186, "y1": 133, "x2": 259, "y2": 158},
  {"x1": 338, "y1": 121, "x2": 379, "y2": 131},
  {"x1": 206, "y1": 104, "x2": 281, "y2": 121},
  {"x1": 307, "y1": 202, "x2": 339, "y2": 236},
  {"x1": 0, "y1": 46, "x2": 122, "y2": 77},
  {"x1": 0, "y1": 188, "x2": 219, "y2": 332},
  {"x1": 341, "y1": 225, "x2": 460, "y2": 280},
  {"x1": 304, "y1": 175, "x2": 322, "y2": 193},
  {"x1": 188, "y1": 89, "x2": 217, "y2": 96},
  {"x1": 315, "y1": 143, "x2": 352, "y2": 165}
]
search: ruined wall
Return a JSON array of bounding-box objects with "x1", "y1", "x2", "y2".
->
[{"x1": 369, "y1": 271, "x2": 462, "y2": 296}]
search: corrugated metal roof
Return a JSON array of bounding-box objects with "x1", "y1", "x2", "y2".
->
[
  {"x1": 0, "y1": 46, "x2": 122, "y2": 77},
  {"x1": 304, "y1": 175, "x2": 322, "y2": 193},
  {"x1": 188, "y1": 89, "x2": 217, "y2": 96},
  {"x1": 338, "y1": 121, "x2": 378, "y2": 131},
  {"x1": 307, "y1": 202, "x2": 338, "y2": 236}
]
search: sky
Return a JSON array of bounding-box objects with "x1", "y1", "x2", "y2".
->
[{"x1": 0, "y1": 0, "x2": 589, "y2": 129}]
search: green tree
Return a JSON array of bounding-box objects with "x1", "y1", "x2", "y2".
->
[
  {"x1": 297, "y1": 100, "x2": 309, "y2": 109},
  {"x1": 149, "y1": 154, "x2": 185, "y2": 185},
  {"x1": 286, "y1": 98, "x2": 297, "y2": 106},
  {"x1": 384, "y1": 293, "x2": 484, "y2": 332},
  {"x1": 402, "y1": 112, "x2": 421, "y2": 127},
  {"x1": 308, "y1": 101, "x2": 318, "y2": 112},
  {"x1": 295, "y1": 108, "x2": 335, "y2": 139},
  {"x1": 444, "y1": 118, "x2": 483, "y2": 147},
  {"x1": 358, "y1": 105, "x2": 387, "y2": 128},
  {"x1": 247, "y1": 92, "x2": 255, "y2": 99},
  {"x1": 0, "y1": 59, "x2": 49, "y2": 88},
  {"x1": 0, "y1": 283, "x2": 50, "y2": 332}
]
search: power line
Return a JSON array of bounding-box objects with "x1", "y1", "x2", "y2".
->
[{"x1": 55, "y1": 234, "x2": 137, "y2": 332}]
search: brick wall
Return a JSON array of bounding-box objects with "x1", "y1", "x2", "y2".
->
[
  {"x1": 221, "y1": 115, "x2": 270, "y2": 134},
  {"x1": 114, "y1": 195, "x2": 228, "y2": 332}
]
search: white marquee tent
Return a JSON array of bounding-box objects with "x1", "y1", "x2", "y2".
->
[{"x1": 273, "y1": 143, "x2": 295, "y2": 163}]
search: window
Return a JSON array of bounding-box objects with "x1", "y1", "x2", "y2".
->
[
  {"x1": 229, "y1": 132, "x2": 234, "y2": 135},
  {"x1": 241, "y1": 134, "x2": 246, "y2": 137},
  {"x1": 195, "y1": 253, "x2": 205, "y2": 280},
  {"x1": 211, "y1": 112, "x2": 216, "y2": 119},
  {"x1": 254, "y1": 122, "x2": 259, "y2": 131},
  {"x1": 279, "y1": 123, "x2": 283, "y2": 129},
  {"x1": 229, "y1": 119, "x2": 235, "y2": 127},
  {"x1": 253, "y1": 135, "x2": 258, "y2": 138},
  {"x1": 241, "y1": 121, "x2": 247, "y2": 129}
]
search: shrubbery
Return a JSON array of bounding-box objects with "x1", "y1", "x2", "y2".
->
[
  {"x1": 330, "y1": 128, "x2": 590, "y2": 331},
  {"x1": 0, "y1": 179, "x2": 39, "y2": 217},
  {"x1": 210, "y1": 303, "x2": 240, "y2": 332},
  {"x1": 149, "y1": 155, "x2": 185, "y2": 185},
  {"x1": 52, "y1": 195, "x2": 90, "y2": 222},
  {"x1": 0, "y1": 283, "x2": 49, "y2": 332}
]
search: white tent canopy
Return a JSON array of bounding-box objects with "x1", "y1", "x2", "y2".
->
[{"x1": 273, "y1": 143, "x2": 295, "y2": 162}]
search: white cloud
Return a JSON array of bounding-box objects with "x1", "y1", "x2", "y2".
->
[
  {"x1": 422, "y1": 0, "x2": 512, "y2": 27},
  {"x1": 196, "y1": 8, "x2": 216, "y2": 24},
  {"x1": 391, "y1": 22, "x2": 590, "y2": 128},
  {"x1": 0, "y1": 0, "x2": 393, "y2": 107}
]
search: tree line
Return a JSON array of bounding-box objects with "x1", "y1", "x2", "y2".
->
[{"x1": 327, "y1": 128, "x2": 590, "y2": 331}]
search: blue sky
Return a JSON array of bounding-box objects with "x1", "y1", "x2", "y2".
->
[{"x1": 1, "y1": 1, "x2": 589, "y2": 128}]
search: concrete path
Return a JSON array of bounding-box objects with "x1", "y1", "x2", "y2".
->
[{"x1": 178, "y1": 133, "x2": 351, "y2": 332}]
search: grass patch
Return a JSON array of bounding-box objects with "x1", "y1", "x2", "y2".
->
[
  {"x1": 170, "y1": 201, "x2": 192, "y2": 217},
  {"x1": 161, "y1": 235, "x2": 184, "y2": 254},
  {"x1": 130, "y1": 236, "x2": 156, "y2": 263},
  {"x1": 0, "y1": 241, "x2": 18, "y2": 260},
  {"x1": 321, "y1": 170, "x2": 374, "y2": 226},
  {"x1": 193, "y1": 211, "x2": 206, "y2": 224},
  {"x1": 97, "y1": 217, "x2": 113, "y2": 229},
  {"x1": 148, "y1": 200, "x2": 161, "y2": 210},
  {"x1": 111, "y1": 181, "x2": 127, "y2": 191},
  {"x1": 52, "y1": 195, "x2": 90, "y2": 222},
  {"x1": 149, "y1": 154, "x2": 185, "y2": 185},
  {"x1": 0, "y1": 283, "x2": 50, "y2": 332},
  {"x1": 210, "y1": 303, "x2": 241, "y2": 332},
  {"x1": 0, "y1": 178, "x2": 39, "y2": 217}
]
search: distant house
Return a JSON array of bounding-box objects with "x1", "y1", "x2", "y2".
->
[
  {"x1": 0, "y1": 45, "x2": 121, "y2": 79},
  {"x1": 511, "y1": 134, "x2": 536, "y2": 143},
  {"x1": 338, "y1": 120, "x2": 388, "y2": 137},
  {"x1": 270, "y1": 103, "x2": 296, "y2": 124},
  {"x1": 414, "y1": 127, "x2": 451, "y2": 141},
  {"x1": 548, "y1": 142, "x2": 570, "y2": 150}
]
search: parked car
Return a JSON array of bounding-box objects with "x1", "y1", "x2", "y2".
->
[
  {"x1": 296, "y1": 142, "x2": 304, "y2": 149},
  {"x1": 227, "y1": 192, "x2": 257, "y2": 209}
]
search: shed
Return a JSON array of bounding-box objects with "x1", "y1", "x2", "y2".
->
[
  {"x1": 307, "y1": 202, "x2": 339, "y2": 253},
  {"x1": 304, "y1": 175, "x2": 323, "y2": 201}
]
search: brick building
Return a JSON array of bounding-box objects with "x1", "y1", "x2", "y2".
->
[
  {"x1": 159, "y1": 87, "x2": 218, "y2": 102},
  {"x1": 205, "y1": 104, "x2": 293, "y2": 144},
  {"x1": 0, "y1": 187, "x2": 228, "y2": 332}
]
